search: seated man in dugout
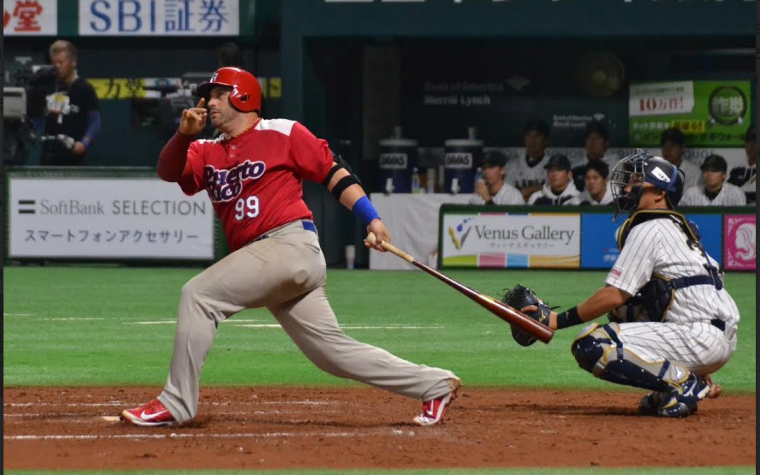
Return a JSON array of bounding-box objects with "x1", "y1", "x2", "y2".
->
[
  {"x1": 527, "y1": 154, "x2": 581, "y2": 206},
  {"x1": 469, "y1": 151, "x2": 524, "y2": 205},
  {"x1": 577, "y1": 161, "x2": 614, "y2": 206},
  {"x1": 572, "y1": 121, "x2": 618, "y2": 192},
  {"x1": 680, "y1": 154, "x2": 746, "y2": 207},
  {"x1": 508, "y1": 119, "x2": 552, "y2": 202}
]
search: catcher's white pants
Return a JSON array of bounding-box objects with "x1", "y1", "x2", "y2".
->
[{"x1": 611, "y1": 321, "x2": 738, "y2": 376}]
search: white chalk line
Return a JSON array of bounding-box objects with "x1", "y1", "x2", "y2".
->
[
  {"x1": 5, "y1": 428, "x2": 421, "y2": 441},
  {"x1": 6, "y1": 400, "x2": 339, "y2": 408},
  {"x1": 25, "y1": 317, "x2": 442, "y2": 331},
  {"x1": 5, "y1": 418, "x2": 100, "y2": 424},
  {"x1": 125, "y1": 321, "x2": 175, "y2": 325},
  {"x1": 45, "y1": 317, "x2": 105, "y2": 321},
  {"x1": 4, "y1": 409, "x2": 343, "y2": 419},
  {"x1": 3, "y1": 313, "x2": 37, "y2": 317}
]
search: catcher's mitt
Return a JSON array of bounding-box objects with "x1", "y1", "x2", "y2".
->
[{"x1": 501, "y1": 284, "x2": 552, "y2": 347}]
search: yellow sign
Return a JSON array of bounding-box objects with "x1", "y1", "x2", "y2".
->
[
  {"x1": 670, "y1": 119, "x2": 707, "y2": 134},
  {"x1": 88, "y1": 78, "x2": 148, "y2": 99},
  {"x1": 259, "y1": 77, "x2": 282, "y2": 99},
  {"x1": 89, "y1": 77, "x2": 282, "y2": 100}
]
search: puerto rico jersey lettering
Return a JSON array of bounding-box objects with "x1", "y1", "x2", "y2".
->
[{"x1": 178, "y1": 119, "x2": 334, "y2": 252}]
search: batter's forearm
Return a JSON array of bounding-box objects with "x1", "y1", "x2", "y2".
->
[
  {"x1": 340, "y1": 185, "x2": 367, "y2": 211},
  {"x1": 158, "y1": 132, "x2": 193, "y2": 182},
  {"x1": 325, "y1": 167, "x2": 380, "y2": 225}
]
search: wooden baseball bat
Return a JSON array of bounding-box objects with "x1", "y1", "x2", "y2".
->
[{"x1": 366, "y1": 233, "x2": 554, "y2": 344}]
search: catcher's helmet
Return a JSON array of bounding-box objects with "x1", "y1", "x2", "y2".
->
[
  {"x1": 610, "y1": 149, "x2": 684, "y2": 220},
  {"x1": 196, "y1": 67, "x2": 261, "y2": 113}
]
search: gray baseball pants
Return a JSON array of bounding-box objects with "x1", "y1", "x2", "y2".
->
[{"x1": 158, "y1": 220, "x2": 459, "y2": 423}]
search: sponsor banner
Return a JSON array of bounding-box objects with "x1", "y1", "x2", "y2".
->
[
  {"x1": 441, "y1": 213, "x2": 581, "y2": 268},
  {"x1": 580, "y1": 214, "x2": 621, "y2": 268},
  {"x1": 630, "y1": 81, "x2": 696, "y2": 118},
  {"x1": 3, "y1": 0, "x2": 57, "y2": 36},
  {"x1": 629, "y1": 81, "x2": 752, "y2": 147},
  {"x1": 580, "y1": 213, "x2": 723, "y2": 269},
  {"x1": 724, "y1": 215, "x2": 756, "y2": 271},
  {"x1": 9, "y1": 178, "x2": 214, "y2": 260},
  {"x1": 79, "y1": 0, "x2": 239, "y2": 36}
]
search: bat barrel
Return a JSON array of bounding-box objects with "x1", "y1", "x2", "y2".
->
[{"x1": 411, "y1": 261, "x2": 554, "y2": 344}]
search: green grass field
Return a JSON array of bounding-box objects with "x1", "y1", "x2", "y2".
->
[
  {"x1": 4, "y1": 267, "x2": 756, "y2": 392},
  {"x1": 3, "y1": 267, "x2": 756, "y2": 475}
]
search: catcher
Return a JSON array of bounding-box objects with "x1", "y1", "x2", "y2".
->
[{"x1": 503, "y1": 150, "x2": 739, "y2": 417}]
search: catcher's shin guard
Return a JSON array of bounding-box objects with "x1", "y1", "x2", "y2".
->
[{"x1": 570, "y1": 323, "x2": 689, "y2": 393}]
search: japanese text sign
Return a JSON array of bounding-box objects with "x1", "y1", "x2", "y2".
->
[
  {"x1": 3, "y1": 0, "x2": 57, "y2": 36},
  {"x1": 79, "y1": 0, "x2": 239, "y2": 36},
  {"x1": 9, "y1": 177, "x2": 215, "y2": 260}
]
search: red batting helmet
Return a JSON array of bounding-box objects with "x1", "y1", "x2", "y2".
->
[{"x1": 196, "y1": 67, "x2": 261, "y2": 113}]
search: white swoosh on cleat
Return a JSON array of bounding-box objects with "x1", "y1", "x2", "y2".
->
[{"x1": 140, "y1": 410, "x2": 169, "y2": 421}]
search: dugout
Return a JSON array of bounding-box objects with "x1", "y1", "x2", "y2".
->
[
  {"x1": 281, "y1": 0, "x2": 755, "y2": 268},
  {"x1": 3, "y1": 1, "x2": 755, "y2": 268}
]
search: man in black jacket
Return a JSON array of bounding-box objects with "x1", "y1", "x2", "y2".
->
[{"x1": 41, "y1": 40, "x2": 100, "y2": 166}]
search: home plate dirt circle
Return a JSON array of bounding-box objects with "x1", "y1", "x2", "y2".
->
[{"x1": 3, "y1": 386, "x2": 755, "y2": 470}]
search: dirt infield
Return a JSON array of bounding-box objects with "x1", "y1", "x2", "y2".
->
[{"x1": 3, "y1": 386, "x2": 755, "y2": 470}]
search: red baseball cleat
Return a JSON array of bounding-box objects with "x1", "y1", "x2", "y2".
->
[
  {"x1": 413, "y1": 378, "x2": 461, "y2": 426},
  {"x1": 120, "y1": 398, "x2": 177, "y2": 427}
]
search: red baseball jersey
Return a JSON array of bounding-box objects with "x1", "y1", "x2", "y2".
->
[{"x1": 178, "y1": 119, "x2": 334, "y2": 252}]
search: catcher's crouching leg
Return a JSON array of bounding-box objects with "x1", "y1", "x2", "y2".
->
[
  {"x1": 571, "y1": 322, "x2": 689, "y2": 392},
  {"x1": 570, "y1": 323, "x2": 710, "y2": 417}
]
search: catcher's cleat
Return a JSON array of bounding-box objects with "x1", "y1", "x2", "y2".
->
[
  {"x1": 413, "y1": 378, "x2": 461, "y2": 426},
  {"x1": 656, "y1": 373, "x2": 710, "y2": 418},
  {"x1": 638, "y1": 391, "x2": 666, "y2": 415},
  {"x1": 120, "y1": 398, "x2": 178, "y2": 427}
]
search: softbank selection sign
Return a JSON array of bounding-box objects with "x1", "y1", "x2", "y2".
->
[
  {"x1": 441, "y1": 213, "x2": 581, "y2": 268},
  {"x1": 9, "y1": 178, "x2": 215, "y2": 260}
]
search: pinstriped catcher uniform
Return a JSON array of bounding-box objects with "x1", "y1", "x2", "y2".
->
[
  {"x1": 606, "y1": 216, "x2": 738, "y2": 376},
  {"x1": 503, "y1": 150, "x2": 742, "y2": 418}
]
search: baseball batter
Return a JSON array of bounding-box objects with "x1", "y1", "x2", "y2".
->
[
  {"x1": 516, "y1": 151, "x2": 738, "y2": 417},
  {"x1": 120, "y1": 67, "x2": 460, "y2": 427}
]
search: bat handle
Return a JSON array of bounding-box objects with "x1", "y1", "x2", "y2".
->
[{"x1": 380, "y1": 241, "x2": 415, "y2": 263}]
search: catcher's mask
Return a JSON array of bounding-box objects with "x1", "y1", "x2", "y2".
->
[{"x1": 610, "y1": 149, "x2": 684, "y2": 221}]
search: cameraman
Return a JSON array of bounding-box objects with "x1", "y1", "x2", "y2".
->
[{"x1": 41, "y1": 40, "x2": 100, "y2": 166}]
